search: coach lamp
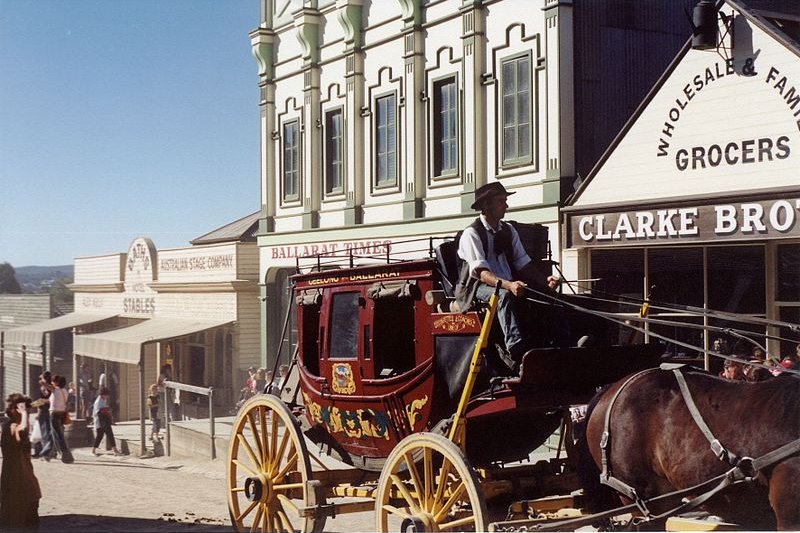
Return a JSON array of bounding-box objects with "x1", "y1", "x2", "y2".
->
[{"x1": 691, "y1": 0, "x2": 719, "y2": 50}]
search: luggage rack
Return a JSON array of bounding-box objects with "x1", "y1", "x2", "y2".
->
[{"x1": 292, "y1": 235, "x2": 454, "y2": 273}]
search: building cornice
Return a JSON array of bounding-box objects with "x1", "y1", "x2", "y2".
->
[
  {"x1": 67, "y1": 283, "x2": 124, "y2": 293},
  {"x1": 147, "y1": 280, "x2": 259, "y2": 294}
]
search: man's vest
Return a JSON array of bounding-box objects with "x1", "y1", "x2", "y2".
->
[{"x1": 453, "y1": 218, "x2": 515, "y2": 312}]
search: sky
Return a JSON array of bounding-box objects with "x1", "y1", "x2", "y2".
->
[{"x1": 0, "y1": 0, "x2": 261, "y2": 267}]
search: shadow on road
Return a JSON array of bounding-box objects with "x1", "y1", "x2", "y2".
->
[
  {"x1": 42, "y1": 514, "x2": 233, "y2": 532},
  {"x1": 63, "y1": 458, "x2": 183, "y2": 470}
]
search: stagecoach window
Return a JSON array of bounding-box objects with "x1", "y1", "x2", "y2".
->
[
  {"x1": 300, "y1": 304, "x2": 321, "y2": 375},
  {"x1": 330, "y1": 292, "x2": 360, "y2": 359}
]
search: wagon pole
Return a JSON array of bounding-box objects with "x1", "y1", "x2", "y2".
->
[{"x1": 448, "y1": 283, "x2": 501, "y2": 451}]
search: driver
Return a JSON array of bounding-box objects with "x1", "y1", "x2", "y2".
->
[{"x1": 455, "y1": 182, "x2": 558, "y2": 371}]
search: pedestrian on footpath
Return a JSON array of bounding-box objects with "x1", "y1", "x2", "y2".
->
[
  {"x1": 91, "y1": 387, "x2": 120, "y2": 456},
  {"x1": 48, "y1": 375, "x2": 74, "y2": 463},
  {"x1": 33, "y1": 371, "x2": 54, "y2": 461},
  {"x1": 1, "y1": 393, "x2": 41, "y2": 530},
  {"x1": 147, "y1": 383, "x2": 160, "y2": 441}
]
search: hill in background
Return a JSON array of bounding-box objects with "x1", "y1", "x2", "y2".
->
[{"x1": 15, "y1": 265, "x2": 74, "y2": 293}]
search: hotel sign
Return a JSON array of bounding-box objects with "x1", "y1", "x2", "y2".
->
[
  {"x1": 568, "y1": 197, "x2": 800, "y2": 247},
  {"x1": 123, "y1": 237, "x2": 157, "y2": 316}
]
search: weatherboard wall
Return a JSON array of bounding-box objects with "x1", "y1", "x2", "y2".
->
[
  {"x1": 0, "y1": 294, "x2": 52, "y2": 397},
  {"x1": 70, "y1": 238, "x2": 260, "y2": 420}
]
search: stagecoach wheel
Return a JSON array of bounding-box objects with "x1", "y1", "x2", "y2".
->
[
  {"x1": 375, "y1": 433, "x2": 487, "y2": 532},
  {"x1": 227, "y1": 394, "x2": 325, "y2": 533}
]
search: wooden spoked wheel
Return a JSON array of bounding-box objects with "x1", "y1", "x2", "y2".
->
[
  {"x1": 227, "y1": 394, "x2": 324, "y2": 532},
  {"x1": 375, "y1": 433, "x2": 487, "y2": 532}
]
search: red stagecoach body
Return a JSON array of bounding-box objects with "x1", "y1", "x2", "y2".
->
[{"x1": 291, "y1": 254, "x2": 660, "y2": 470}]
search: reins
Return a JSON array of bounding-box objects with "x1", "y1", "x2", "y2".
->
[
  {"x1": 521, "y1": 285, "x2": 800, "y2": 377},
  {"x1": 593, "y1": 363, "x2": 800, "y2": 527}
]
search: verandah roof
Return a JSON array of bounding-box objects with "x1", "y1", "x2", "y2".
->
[
  {"x1": 3, "y1": 312, "x2": 119, "y2": 353},
  {"x1": 73, "y1": 317, "x2": 232, "y2": 364}
]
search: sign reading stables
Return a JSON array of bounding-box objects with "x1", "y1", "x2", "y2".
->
[{"x1": 569, "y1": 198, "x2": 800, "y2": 247}]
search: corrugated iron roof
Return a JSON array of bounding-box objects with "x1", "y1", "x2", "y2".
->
[
  {"x1": 190, "y1": 211, "x2": 260, "y2": 246},
  {"x1": 736, "y1": 0, "x2": 800, "y2": 51}
]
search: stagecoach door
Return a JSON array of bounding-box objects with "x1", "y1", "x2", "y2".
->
[{"x1": 320, "y1": 287, "x2": 368, "y2": 394}]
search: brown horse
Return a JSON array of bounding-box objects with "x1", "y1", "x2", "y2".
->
[{"x1": 580, "y1": 366, "x2": 800, "y2": 530}]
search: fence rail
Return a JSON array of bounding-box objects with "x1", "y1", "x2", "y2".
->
[{"x1": 162, "y1": 380, "x2": 216, "y2": 459}]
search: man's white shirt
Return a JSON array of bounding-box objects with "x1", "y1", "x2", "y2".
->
[{"x1": 457, "y1": 215, "x2": 530, "y2": 281}]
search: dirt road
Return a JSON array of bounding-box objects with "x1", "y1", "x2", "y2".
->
[
  {"x1": 33, "y1": 447, "x2": 230, "y2": 532},
  {"x1": 23, "y1": 446, "x2": 376, "y2": 532}
]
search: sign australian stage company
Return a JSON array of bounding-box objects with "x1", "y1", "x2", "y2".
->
[{"x1": 569, "y1": 197, "x2": 800, "y2": 247}]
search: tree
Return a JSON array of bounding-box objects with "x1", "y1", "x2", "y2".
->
[
  {"x1": 50, "y1": 276, "x2": 74, "y2": 307},
  {"x1": 0, "y1": 263, "x2": 21, "y2": 294}
]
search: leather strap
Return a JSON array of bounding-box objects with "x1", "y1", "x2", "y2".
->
[
  {"x1": 672, "y1": 367, "x2": 738, "y2": 465},
  {"x1": 579, "y1": 364, "x2": 800, "y2": 529},
  {"x1": 599, "y1": 368, "x2": 659, "y2": 515}
]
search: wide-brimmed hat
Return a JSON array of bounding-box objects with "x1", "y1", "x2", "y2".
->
[{"x1": 470, "y1": 182, "x2": 515, "y2": 210}]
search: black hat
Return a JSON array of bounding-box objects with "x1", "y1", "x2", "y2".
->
[{"x1": 470, "y1": 182, "x2": 516, "y2": 210}]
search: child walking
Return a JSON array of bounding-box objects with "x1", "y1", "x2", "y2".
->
[
  {"x1": 147, "y1": 384, "x2": 160, "y2": 441},
  {"x1": 91, "y1": 387, "x2": 120, "y2": 456}
]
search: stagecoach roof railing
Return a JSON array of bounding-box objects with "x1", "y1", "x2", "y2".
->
[{"x1": 522, "y1": 284, "x2": 800, "y2": 378}]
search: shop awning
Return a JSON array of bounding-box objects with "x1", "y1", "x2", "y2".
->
[
  {"x1": 73, "y1": 317, "x2": 232, "y2": 365},
  {"x1": 3, "y1": 312, "x2": 119, "y2": 352}
]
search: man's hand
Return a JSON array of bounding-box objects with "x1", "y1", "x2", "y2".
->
[
  {"x1": 547, "y1": 276, "x2": 561, "y2": 290},
  {"x1": 477, "y1": 268, "x2": 527, "y2": 297},
  {"x1": 507, "y1": 280, "x2": 528, "y2": 297}
]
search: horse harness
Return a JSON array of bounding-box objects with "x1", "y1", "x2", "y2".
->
[{"x1": 598, "y1": 363, "x2": 800, "y2": 521}]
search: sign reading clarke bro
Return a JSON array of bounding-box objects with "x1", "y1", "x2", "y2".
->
[
  {"x1": 573, "y1": 198, "x2": 800, "y2": 246},
  {"x1": 567, "y1": 8, "x2": 800, "y2": 249}
]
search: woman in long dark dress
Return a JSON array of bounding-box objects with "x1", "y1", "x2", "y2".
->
[{"x1": 0, "y1": 393, "x2": 41, "y2": 530}]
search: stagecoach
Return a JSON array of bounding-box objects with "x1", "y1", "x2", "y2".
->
[{"x1": 225, "y1": 226, "x2": 668, "y2": 532}]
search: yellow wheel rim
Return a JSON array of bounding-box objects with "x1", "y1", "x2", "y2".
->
[
  {"x1": 227, "y1": 395, "x2": 321, "y2": 532},
  {"x1": 375, "y1": 433, "x2": 486, "y2": 532}
]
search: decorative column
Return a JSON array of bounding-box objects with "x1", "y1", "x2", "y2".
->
[
  {"x1": 543, "y1": 0, "x2": 575, "y2": 204},
  {"x1": 252, "y1": 0, "x2": 277, "y2": 370},
  {"x1": 294, "y1": 6, "x2": 323, "y2": 229},
  {"x1": 398, "y1": 0, "x2": 425, "y2": 220},
  {"x1": 459, "y1": 0, "x2": 487, "y2": 212},
  {"x1": 337, "y1": 0, "x2": 365, "y2": 225},
  {"x1": 250, "y1": 1, "x2": 278, "y2": 233}
]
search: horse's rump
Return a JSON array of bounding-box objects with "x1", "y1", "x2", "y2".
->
[{"x1": 580, "y1": 367, "x2": 800, "y2": 530}]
